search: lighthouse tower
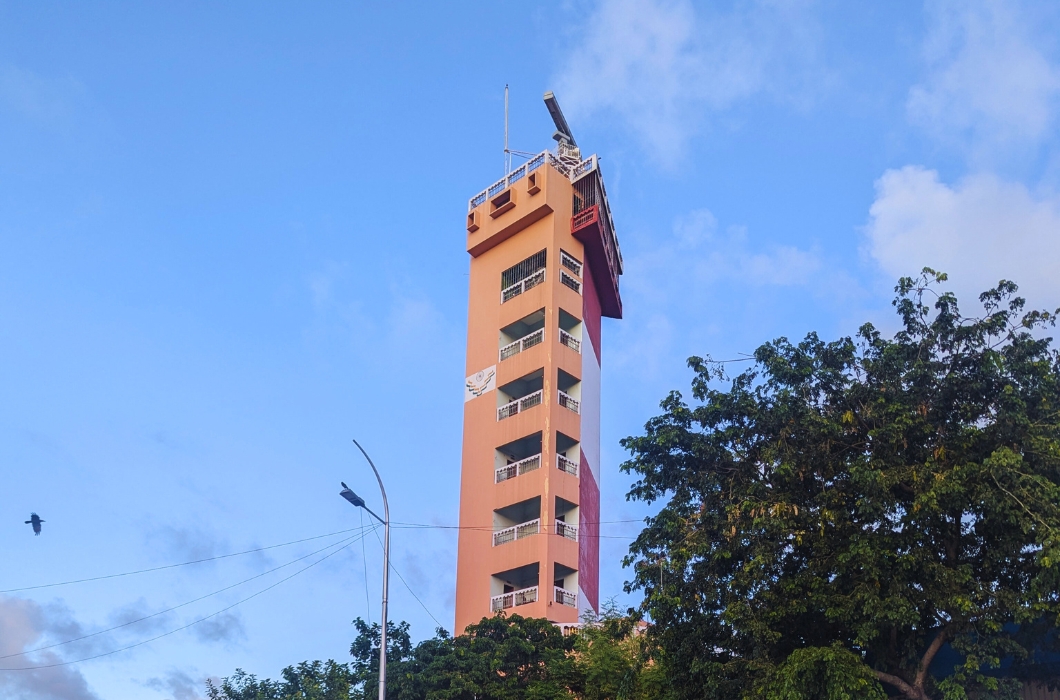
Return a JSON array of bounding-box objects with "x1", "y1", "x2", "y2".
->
[{"x1": 454, "y1": 93, "x2": 623, "y2": 632}]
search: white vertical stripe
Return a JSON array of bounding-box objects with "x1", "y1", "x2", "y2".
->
[{"x1": 580, "y1": 331, "x2": 601, "y2": 485}]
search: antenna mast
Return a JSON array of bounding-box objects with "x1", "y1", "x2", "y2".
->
[{"x1": 504, "y1": 84, "x2": 510, "y2": 176}]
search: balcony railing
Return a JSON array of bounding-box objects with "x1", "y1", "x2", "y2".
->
[
  {"x1": 559, "y1": 329, "x2": 581, "y2": 353},
  {"x1": 555, "y1": 586, "x2": 578, "y2": 608},
  {"x1": 558, "y1": 391, "x2": 580, "y2": 414},
  {"x1": 497, "y1": 390, "x2": 543, "y2": 421},
  {"x1": 492, "y1": 518, "x2": 540, "y2": 547},
  {"x1": 491, "y1": 585, "x2": 539, "y2": 612},
  {"x1": 555, "y1": 520, "x2": 578, "y2": 542},
  {"x1": 560, "y1": 270, "x2": 581, "y2": 295},
  {"x1": 560, "y1": 251, "x2": 583, "y2": 277},
  {"x1": 495, "y1": 453, "x2": 542, "y2": 483},
  {"x1": 557, "y1": 454, "x2": 579, "y2": 477},
  {"x1": 501, "y1": 269, "x2": 545, "y2": 303},
  {"x1": 499, "y1": 328, "x2": 544, "y2": 361}
]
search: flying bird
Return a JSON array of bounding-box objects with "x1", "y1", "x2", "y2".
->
[{"x1": 25, "y1": 513, "x2": 44, "y2": 536}]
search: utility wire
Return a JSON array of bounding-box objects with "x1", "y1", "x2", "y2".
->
[
  {"x1": 360, "y1": 509, "x2": 372, "y2": 625},
  {"x1": 1, "y1": 525, "x2": 370, "y2": 594},
  {"x1": 0, "y1": 526, "x2": 377, "y2": 661},
  {"x1": 0, "y1": 531, "x2": 370, "y2": 671},
  {"x1": 370, "y1": 527, "x2": 444, "y2": 629}
]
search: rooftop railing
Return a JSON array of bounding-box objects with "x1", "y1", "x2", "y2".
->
[
  {"x1": 495, "y1": 453, "x2": 541, "y2": 484},
  {"x1": 497, "y1": 389, "x2": 543, "y2": 421},
  {"x1": 499, "y1": 328, "x2": 544, "y2": 362},
  {"x1": 492, "y1": 518, "x2": 540, "y2": 547},
  {"x1": 555, "y1": 520, "x2": 578, "y2": 542},
  {"x1": 559, "y1": 329, "x2": 581, "y2": 354},
  {"x1": 557, "y1": 454, "x2": 579, "y2": 477},
  {"x1": 491, "y1": 585, "x2": 538, "y2": 612},
  {"x1": 554, "y1": 586, "x2": 578, "y2": 608},
  {"x1": 558, "y1": 390, "x2": 580, "y2": 414}
]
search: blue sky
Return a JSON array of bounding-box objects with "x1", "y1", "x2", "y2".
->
[{"x1": 4, "y1": 1, "x2": 1060, "y2": 698}]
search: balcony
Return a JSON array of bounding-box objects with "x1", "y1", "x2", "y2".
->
[
  {"x1": 502, "y1": 269, "x2": 545, "y2": 303},
  {"x1": 498, "y1": 391, "x2": 542, "y2": 420},
  {"x1": 500, "y1": 328, "x2": 544, "y2": 361},
  {"x1": 554, "y1": 586, "x2": 578, "y2": 608},
  {"x1": 558, "y1": 390, "x2": 580, "y2": 414},
  {"x1": 557, "y1": 454, "x2": 579, "y2": 477},
  {"x1": 492, "y1": 518, "x2": 540, "y2": 547},
  {"x1": 491, "y1": 585, "x2": 539, "y2": 612},
  {"x1": 559, "y1": 329, "x2": 580, "y2": 353},
  {"x1": 555, "y1": 519, "x2": 578, "y2": 542},
  {"x1": 495, "y1": 453, "x2": 541, "y2": 484},
  {"x1": 560, "y1": 270, "x2": 581, "y2": 295},
  {"x1": 560, "y1": 250, "x2": 583, "y2": 277},
  {"x1": 497, "y1": 369, "x2": 544, "y2": 422}
]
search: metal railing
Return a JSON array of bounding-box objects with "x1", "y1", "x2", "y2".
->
[
  {"x1": 560, "y1": 251, "x2": 582, "y2": 277},
  {"x1": 557, "y1": 454, "x2": 579, "y2": 477},
  {"x1": 558, "y1": 391, "x2": 580, "y2": 414},
  {"x1": 491, "y1": 585, "x2": 539, "y2": 612},
  {"x1": 554, "y1": 586, "x2": 578, "y2": 608},
  {"x1": 492, "y1": 518, "x2": 540, "y2": 547},
  {"x1": 559, "y1": 329, "x2": 581, "y2": 354},
  {"x1": 499, "y1": 328, "x2": 544, "y2": 361},
  {"x1": 495, "y1": 453, "x2": 542, "y2": 483},
  {"x1": 555, "y1": 520, "x2": 578, "y2": 541},
  {"x1": 560, "y1": 270, "x2": 581, "y2": 294},
  {"x1": 497, "y1": 389, "x2": 543, "y2": 421},
  {"x1": 501, "y1": 269, "x2": 545, "y2": 303},
  {"x1": 470, "y1": 151, "x2": 567, "y2": 211}
]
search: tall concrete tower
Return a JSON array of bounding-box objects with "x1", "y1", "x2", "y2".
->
[{"x1": 454, "y1": 94, "x2": 623, "y2": 632}]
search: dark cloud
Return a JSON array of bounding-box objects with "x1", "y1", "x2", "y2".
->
[
  {"x1": 0, "y1": 596, "x2": 99, "y2": 700},
  {"x1": 191, "y1": 611, "x2": 245, "y2": 645},
  {"x1": 145, "y1": 669, "x2": 207, "y2": 700},
  {"x1": 147, "y1": 525, "x2": 227, "y2": 562}
]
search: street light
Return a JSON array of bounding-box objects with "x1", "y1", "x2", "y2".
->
[{"x1": 339, "y1": 439, "x2": 390, "y2": 700}]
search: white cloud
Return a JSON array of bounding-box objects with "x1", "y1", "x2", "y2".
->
[
  {"x1": 865, "y1": 165, "x2": 1060, "y2": 309},
  {"x1": 554, "y1": 0, "x2": 823, "y2": 162},
  {"x1": 0, "y1": 596, "x2": 99, "y2": 700},
  {"x1": 908, "y1": 0, "x2": 1060, "y2": 158}
]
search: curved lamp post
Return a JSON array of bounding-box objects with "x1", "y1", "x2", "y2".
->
[{"x1": 339, "y1": 439, "x2": 390, "y2": 700}]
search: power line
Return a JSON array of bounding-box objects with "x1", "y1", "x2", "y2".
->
[
  {"x1": 1, "y1": 525, "x2": 371, "y2": 594},
  {"x1": 370, "y1": 527, "x2": 444, "y2": 630},
  {"x1": 0, "y1": 530, "x2": 372, "y2": 671},
  {"x1": 0, "y1": 526, "x2": 377, "y2": 661}
]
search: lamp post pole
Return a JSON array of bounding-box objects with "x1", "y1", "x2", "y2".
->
[{"x1": 339, "y1": 439, "x2": 390, "y2": 700}]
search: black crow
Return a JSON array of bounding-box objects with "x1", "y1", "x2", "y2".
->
[{"x1": 25, "y1": 513, "x2": 44, "y2": 535}]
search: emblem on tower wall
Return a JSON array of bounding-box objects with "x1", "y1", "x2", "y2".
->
[{"x1": 464, "y1": 366, "x2": 496, "y2": 402}]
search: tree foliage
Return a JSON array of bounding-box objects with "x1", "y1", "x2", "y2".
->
[
  {"x1": 620, "y1": 271, "x2": 1060, "y2": 699},
  {"x1": 209, "y1": 613, "x2": 659, "y2": 700}
]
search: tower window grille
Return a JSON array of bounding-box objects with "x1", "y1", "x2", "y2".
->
[{"x1": 501, "y1": 250, "x2": 547, "y2": 290}]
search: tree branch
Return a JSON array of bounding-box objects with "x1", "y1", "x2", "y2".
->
[
  {"x1": 915, "y1": 625, "x2": 952, "y2": 690},
  {"x1": 874, "y1": 670, "x2": 921, "y2": 699}
]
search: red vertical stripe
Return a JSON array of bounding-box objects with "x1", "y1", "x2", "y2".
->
[{"x1": 579, "y1": 450, "x2": 600, "y2": 613}]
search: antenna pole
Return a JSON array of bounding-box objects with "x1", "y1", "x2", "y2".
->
[{"x1": 504, "y1": 84, "x2": 510, "y2": 176}]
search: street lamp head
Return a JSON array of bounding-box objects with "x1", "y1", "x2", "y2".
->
[{"x1": 339, "y1": 482, "x2": 366, "y2": 509}]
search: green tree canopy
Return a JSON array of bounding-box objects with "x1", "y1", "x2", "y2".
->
[{"x1": 620, "y1": 271, "x2": 1060, "y2": 700}]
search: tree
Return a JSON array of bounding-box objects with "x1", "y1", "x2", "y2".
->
[{"x1": 620, "y1": 271, "x2": 1060, "y2": 700}]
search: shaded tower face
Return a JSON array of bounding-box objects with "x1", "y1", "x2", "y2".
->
[{"x1": 455, "y1": 147, "x2": 622, "y2": 633}]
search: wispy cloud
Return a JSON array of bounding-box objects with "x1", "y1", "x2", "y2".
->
[
  {"x1": 908, "y1": 0, "x2": 1060, "y2": 161},
  {"x1": 553, "y1": 0, "x2": 825, "y2": 163},
  {"x1": 865, "y1": 165, "x2": 1060, "y2": 309},
  {"x1": 145, "y1": 669, "x2": 209, "y2": 700}
]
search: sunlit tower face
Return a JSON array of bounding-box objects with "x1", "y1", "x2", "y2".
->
[{"x1": 454, "y1": 95, "x2": 623, "y2": 633}]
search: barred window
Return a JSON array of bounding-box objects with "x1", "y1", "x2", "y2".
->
[{"x1": 501, "y1": 250, "x2": 547, "y2": 290}]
